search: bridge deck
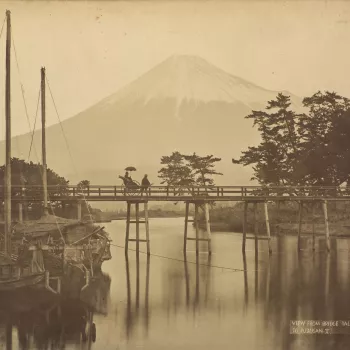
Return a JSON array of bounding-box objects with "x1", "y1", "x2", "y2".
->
[{"x1": 2, "y1": 185, "x2": 350, "y2": 202}]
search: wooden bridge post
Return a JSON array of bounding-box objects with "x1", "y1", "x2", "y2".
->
[
  {"x1": 144, "y1": 201, "x2": 150, "y2": 255},
  {"x1": 18, "y1": 202, "x2": 23, "y2": 222},
  {"x1": 312, "y1": 201, "x2": 316, "y2": 251},
  {"x1": 264, "y1": 201, "x2": 272, "y2": 254},
  {"x1": 125, "y1": 200, "x2": 151, "y2": 254},
  {"x1": 254, "y1": 202, "x2": 259, "y2": 251},
  {"x1": 61, "y1": 201, "x2": 66, "y2": 218},
  {"x1": 204, "y1": 202, "x2": 212, "y2": 254},
  {"x1": 183, "y1": 202, "x2": 189, "y2": 253},
  {"x1": 276, "y1": 201, "x2": 281, "y2": 236},
  {"x1": 322, "y1": 200, "x2": 331, "y2": 252},
  {"x1": 297, "y1": 201, "x2": 303, "y2": 251},
  {"x1": 183, "y1": 201, "x2": 211, "y2": 254},
  {"x1": 242, "y1": 201, "x2": 248, "y2": 253},
  {"x1": 195, "y1": 203, "x2": 199, "y2": 255},
  {"x1": 77, "y1": 201, "x2": 82, "y2": 221},
  {"x1": 243, "y1": 251, "x2": 248, "y2": 310},
  {"x1": 125, "y1": 202, "x2": 131, "y2": 254},
  {"x1": 135, "y1": 202, "x2": 140, "y2": 253}
]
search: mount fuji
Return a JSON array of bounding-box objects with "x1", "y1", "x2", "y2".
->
[{"x1": 4, "y1": 55, "x2": 303, "y2": 186}]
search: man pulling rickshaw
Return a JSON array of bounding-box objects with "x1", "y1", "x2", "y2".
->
[{"x1": 119, "y1": 167, "x2": 151, "y2": 196}]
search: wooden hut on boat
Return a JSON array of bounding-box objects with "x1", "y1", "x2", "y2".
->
[{"x1": 8, "y1": 214, "x2": 112, "y2": 276}]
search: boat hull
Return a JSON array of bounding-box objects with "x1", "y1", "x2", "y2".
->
[{"x1": 0, "y1": 273, "x2": 45, "y2": 292}]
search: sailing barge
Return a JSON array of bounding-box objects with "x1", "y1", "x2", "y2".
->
[
  {"x1": 0, "y1": 11, "x2": 112, "y2": 295},
  {"x1": 0, "y1": 10, "x2": 60, "y2": 294},
  {"x1": 7, "y1": 65, "x2": 112, "y2": 287},
  {"x1": 10, "y1": 215, "x2": 112, "y2": 276}
]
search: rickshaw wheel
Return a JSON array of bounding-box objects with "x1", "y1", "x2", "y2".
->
[{"x1": 122, "y1": 182, "x2": 141, "y2": 196}]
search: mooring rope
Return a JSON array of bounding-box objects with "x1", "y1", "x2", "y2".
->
[
  {"x1": 109, "y1": 241, "x2": 350, "y2": 272},
  {"x1": 109, "y1": 242, "x2": 261, "y2": 273}
]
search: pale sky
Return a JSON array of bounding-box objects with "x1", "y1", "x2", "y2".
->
[{"x1": 0, "y1": 0, "x2": 349, "y2": 138}]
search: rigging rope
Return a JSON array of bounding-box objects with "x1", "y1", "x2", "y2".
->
[
  {"x1": 27, "y1": 88, "x2": 41, "y2": 161},
  {"x1": 0, "y1": 15, "x2": 5, "y2": 41},
  {"x1": 45, "y1": 76, "x2": 77, "y2": 169},
  {"x1": 45, "y1": 75, "x2": 95, "y2": 221},
  {"x1": 12, "y1": 33, "x2": 33, "y2": 137},
  {"x1": 11, "y1": 35, "x2": 65, "y2": 243}
]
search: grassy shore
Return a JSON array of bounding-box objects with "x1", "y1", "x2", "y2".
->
[{"x1": 197, "y1": 202, "x2": 350, "y2": 236}]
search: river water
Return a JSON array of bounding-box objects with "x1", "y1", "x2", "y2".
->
[{"x1": 2, "y1": 217, "x2": 350, "y2": 349}]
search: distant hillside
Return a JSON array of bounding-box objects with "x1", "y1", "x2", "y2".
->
[{"x1": 0, "y1": 55, "x2": 303, "y2": 186}]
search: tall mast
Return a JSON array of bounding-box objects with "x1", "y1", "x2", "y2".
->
[
  {"x1": 4, "y1": 10, "x2": 11, "y2": 255},
  {"x1": 41, "y1": 67, "x2": 48, "y2": 215}
]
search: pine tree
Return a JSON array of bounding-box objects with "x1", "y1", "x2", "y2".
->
[{"x1": 232, "y1": 93, "x2": 301, "y2": 185}]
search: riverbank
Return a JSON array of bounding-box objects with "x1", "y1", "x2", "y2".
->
[
  {"x1": 197, "y1": 202, "x2": 350, "y2": 236},
  {"x1": 96, "y1": 208, "x2": 187, "y2": 222}
]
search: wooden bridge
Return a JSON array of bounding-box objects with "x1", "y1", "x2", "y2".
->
[
  {"x1": 3, "y1": 184, "x2": 350, "y2": 202},
  {"x1": 4, "y1": 184, "x2": 349, "y2": 256}
]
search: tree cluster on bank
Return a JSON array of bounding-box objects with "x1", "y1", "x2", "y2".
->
[
  {"x1": 0, "y1": 158, "x2": 94, "y2": 220},
  {"x1": 232, "y1": 91, "x2": 350, "y2": 187},
  {"x1": 158, "y1": 152, "x2": 222, "y2": 187}
]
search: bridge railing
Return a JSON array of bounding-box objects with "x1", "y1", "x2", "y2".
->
[{"x1": 0, "y1": 185, "x2": 348, "y2": 200}]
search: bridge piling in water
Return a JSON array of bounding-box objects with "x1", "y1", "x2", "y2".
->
[
  {"x1": 312, "y1": 202, "x2": 316, "y2": 251},
  {"x1": 242, "y1": 201, "x2": 248, "y2": 253},
  {"x1": 263, "y1": 201, "x2": 272, "y2": 254},
  {"x1": 297, "y1": 201, "x2": 303, "y2": 251},
  {"x1": 254, "y1": 202, "x2": 259, "y2": 251},
  {"x1": 323, "y1": 200, "x2": 331, "y2": 252},
  {"x1": 242, "y1": 201, "x2": 272, "y2": 254},
  {"x1": 77, "y1": 201, "x2": 82, "y2": 221},
  {"x1": 18, "y1": 202, "x2": 23, "y2": 222},
  {"x1": 204, "y1": 202, "x2": 212, "y2": 254},
  {"x1": 183, "y1": 201, "x2": 212, "y2": 255},
  {"x1": 183, "y1": 202, "x2": 189, "y2": 253},
  {"x1": 125, "y1": 200, "x2": 150, "y2": 255},
  {"x1": 125, "y1": 202, "x2": 131, "y2": 253}
]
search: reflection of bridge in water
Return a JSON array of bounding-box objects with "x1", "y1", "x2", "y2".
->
[{"x1": 117, "y1": 238, "x2": 350, "y2": 350}]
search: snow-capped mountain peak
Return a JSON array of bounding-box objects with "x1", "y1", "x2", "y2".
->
[{"x1": 103, "y1": 54, "x2": 302, "y2": 112}]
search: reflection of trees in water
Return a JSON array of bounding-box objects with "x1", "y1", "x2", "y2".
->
[
  {"x1": 258, "y1": 237, "x2": 350, "y2": 350},
  {"x1": 183, "y1": 253, "x2": 212, "y2": 313},
  {"x1": 122, "y1": 250, "x2": 212, "y2": 340},
  {"x1": 124, "y1": 251, "x2": 150, "y2": 340},
  {"x1": 119, "y1": 236, "x2": 350, "y2": 349},
  {"x1": 0, "y1": 273, "x2": 111, "y2": 349},
  {"x1": 158, "y1": 250, "x2": 215, "y2": 322}
]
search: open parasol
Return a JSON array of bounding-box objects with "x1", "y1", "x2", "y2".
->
[{"x1": 125, "y1": 166, "x2": 137, "y2": 172}]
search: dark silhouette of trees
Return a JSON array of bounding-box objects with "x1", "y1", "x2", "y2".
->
[
  {"x1": 158, "y1": 151, "x2": 194, "y2": 186},
  {"x1": 232, "y1": 93, "x2": 301, "y2": 186},
  {"x1": 158, "y1": 152, "x2": 222, "y2": 188},
  {"x1": 183, "y1": 153, "x2": 223, "y2": 187},
  {"x1": 77, "y1": 180, "x2": 90, "y2": 192},
  {"x1": 233, "y1": 91, "x2": 350, "y2": 187},
  {"x1": 0, "y1": 158, "x2": 69, "y2": 219}
]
